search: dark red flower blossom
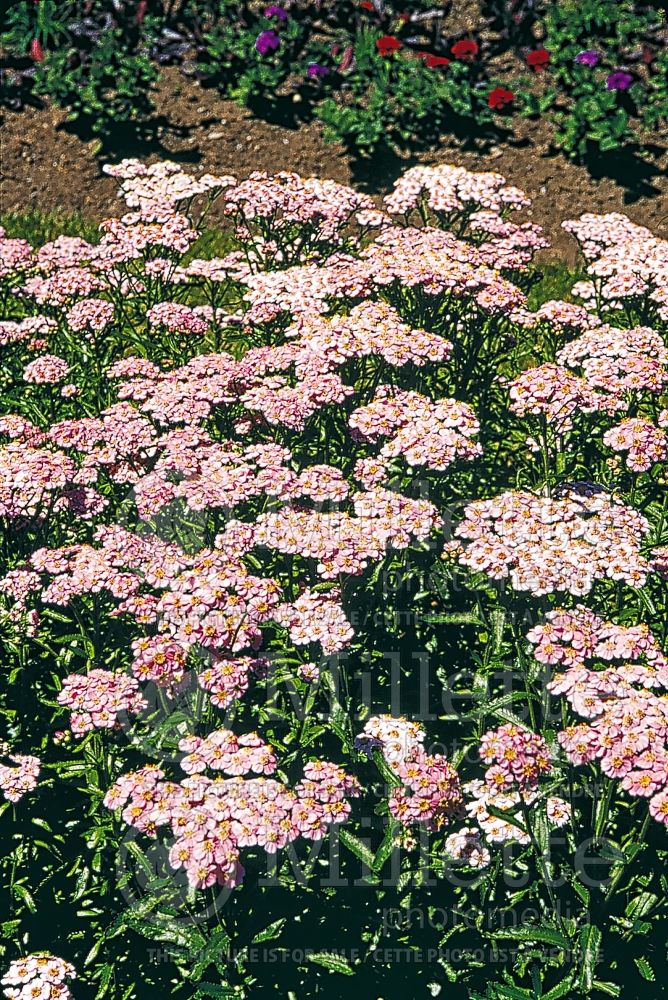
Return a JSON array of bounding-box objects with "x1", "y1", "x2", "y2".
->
[
  {"x1": 425, "y1": 54, "x2": 450, "y2": 69},
  {"x1": 29, "y1": 38, "x2": 44, "y2": 62},
  {"x1": 376, "y1": 35, "x2": 402, "y2": 56},
  {"x1": 488, "y1": 86, "x2": 514, "y2": 110},
  {"x1": 360, "y1": 1, "x2": 374, "y2": 9},
  {"x1": 134, "y1": 0, "x2": 147, "y2": 26},
  {"x1": 526, "y1": 48, "x2": 550, "y2": 71},
  {"x1": 451, "y1": 39, "x2": 479, "y2": 61}
]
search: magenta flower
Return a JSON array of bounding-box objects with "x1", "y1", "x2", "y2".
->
[
  {"x1": 575, "y1": 49, "x2": 600, "y2": 66},
  {"x1": 264, "y1": 4, "x2": 288, "y2": 20},
  {"x1": 256, "y1": 30, "x2": 281, "y2": 55},
  {"x1": 307, "y1": 62, "x2": 329, "y2": 79},
  {"x1": 606, "y1": 70, "x2": 633, "y2": 91}
]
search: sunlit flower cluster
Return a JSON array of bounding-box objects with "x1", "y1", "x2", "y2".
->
[
  {"x1": 453, "y1": 488, "x2": 650, "y2": 594},
  {"x1": 57, "y1": 668, "x2": 148, "y2": 735},
  {"x1": 2, "y1": 154, "x2": 668, "y2": 986},
  {"x1": 528, "y1": 609, "x2": 668, "y2": 825},
  {"x1": 603, "y1": 416, "x2": 668, "y2": 471},
  {"x1": 104, "y1": 753, "x2": 361, "y2": 888},
  {"x1": 1, "y1": 954, "x2": 76, "y2": 1000},
  {"x1": 562, "y1": 213, "x2": 668, "y2": 321},
  {"x1": 463, "y1": 779, "x2": 571, "y2": 847},
  {"x1": 384, "y1": 164, "x2": 530, "y2": 219},
  {"x1": 557, "y1": 325, "x2": 668, "y2": 396},
  {"x1": 0, "y1": 747, "x2": 40, "y2": 804},
  {"x1": 356, "y1": 717, "x2": 462, "y2": 830},
  {"x1": 508, "y1": 362, "x2": 621, "y2": 432},
  {"x1": 479, "y1": 723, "x2": 552, "y2": 791},
  {"x1": 350, "y1": 386, "x2": 481, "y2": 475}
]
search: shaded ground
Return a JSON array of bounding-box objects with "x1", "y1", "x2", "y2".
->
[{"x1": 2, "y1": 67, "x2": 667, "y2": 260}]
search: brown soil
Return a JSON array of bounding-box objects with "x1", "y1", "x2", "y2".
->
[{"x1": 1, "y1": 66, "x2": 667, "y2": 260}]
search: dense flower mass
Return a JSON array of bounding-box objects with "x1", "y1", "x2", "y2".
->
[
  {"x1": 603, "y1": 417, "x2": 668, "y2": 471},
  {"x1": 1, "y1": 954, "x2": 76, "y2": 1000},
  {"x1": 508, "y1": 362, "x2": 622, "y2": 432},
  {"x1": 384, "y1": 163, "x2": 530, "y2": 219},
  {"x1": 0, "y1": 749, "x2": 40, "y2": 804},
  {"x1": 350, "y1": 387, "x2": 481, "y2": 475},
  {"x1": 357, "y1": 717, "x2": 463, "y2": 830},
  {"x1": 452, "y1": 489, "x2": 650, "y2": 594},
  {"x1": 104, "y1": 753, "x2": 361, "y2": 887},
  {"x1": 528, "y1": 609, "x2": 668, "y2": 823},
  {"x1": 1, "y1": 157, "x2": 667, "y2": 996},
  {"x1": 23, "y1": 354, "x2": 70, "y2": 384},
  {"x1": 561, "y1": 214, "x2": 668, "y2": 322},
  {"x1": 479, "y1": 724, "x2": 552, "y2": 791},
  {"x1": 57, "y1": 669, "x2": 148, "y2": 735}
]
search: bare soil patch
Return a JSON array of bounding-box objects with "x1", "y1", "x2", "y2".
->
[{"x1": 2, "y1": 66, "x2": 667, "y2": 259}]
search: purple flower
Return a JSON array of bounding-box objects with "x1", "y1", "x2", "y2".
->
[
  {"x1": 264, "y1": 4, "x2": 288, "y2": 20},
  {"x1": 353, "y1": 735, "x2": 383, "y2": 758},
  {"x1": 606, "y1": 70, "x2": 633, "y2": 91},
  {"x1": 255, "y1": 30, "x2": 281, "y2": 55},
  {"x1": 575, "y1": 49, "x2": 600, "y2": 67},
  {"x1": 307, "y1": 62, "x2": 329, "y2": 79}
]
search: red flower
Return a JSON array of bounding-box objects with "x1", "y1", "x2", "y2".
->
[
  {"x1": 376, "y1": 35, "x2": 402, "y2": 56},
  {"x1": 425, "y1": 54, "x2": 450, "y2": 69},
  {"x1": 360, "y1": 1, "x2": 374, "y2": 9},
  {"x1": 29, "y1": 38, "x2": 45, "y2": 62},
  {"x1": 488, "y1": 86, "x2": 514, "y2": 110},
  {"x1": 526, "y1": 48, "x2": 550, "y2": 71},
  {"x1": 451, "y1": 39, "x2": 478, "y2": 61},
  {"x1": 134, "y1": 0, "x2": 147, "y2": 25}
]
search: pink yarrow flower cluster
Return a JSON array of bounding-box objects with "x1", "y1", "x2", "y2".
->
[
  {"x1": 557, "y1": 326, "x2": 668, "y2": 396},
  {"x1": 0, "y1": 747, "x2": 40, "y2": 803},
  {"x1": 23, "y1": 354, "x2": 70, "y2": 385},
  {"x1": 147, "y1": 302, "x2": 209, "y2": 337},
  {"x1": 66, "y1": 297, "x2": 115, "y2": 333},
  {"x1": 479, "y1": 723, "x2": 552, "y2": 791},
  {"x1": 57, "y1": 669, "x2": 147, "y2": 736},
  {"x1": 252, "y1": 490, "x2": 439, "y2": 579},
  {"x1": 104, "y1": 753, "x2": 360, "y2": 888},
  {"x1": 603, "y1": 416, "x2": 668, "y2": 471},
  {"x1": 222, "y1": 170, "x2": 374, "y2": 258},
  {"x1": 384, "y1": 164, "x2": 530, "y2": 219},
  {"x1": 102, "y1": 158, "x2": 235, "y2": 211},
  {"x1": 350, "y1": 386, "x2": 481, "y2": 476},
  {"x1": 562, "y1": 213, "x2": 668, "y2": 320},
  {"x1": 508, "y1": 363, "x2": 622, "y2": 432},
  {"x1": 357, "y1": 717, "x2": 462, "y2": 831},
  {"x1": 453, "y1": 488, "x2": 650, "y2": 595},
  {"x1": 0, "y1": 442, "x2": 105, "y2": 521},
  {"x1": 528, "y1": 608, "x2": 668, "y2": 825},
  {"x1": 179, "y1": 728, "x2": 277, "y2": 776}
]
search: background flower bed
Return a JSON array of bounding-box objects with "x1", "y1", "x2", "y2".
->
[
  {"x1": 1, "y1": 0, "x2": 667, "y2": 162},
  {"x1": 3, "y1": 63, "x2": 668, "y2": 267},
  {"x1": 2, "y1": 158, "x2": 668, "y2": 999}
]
